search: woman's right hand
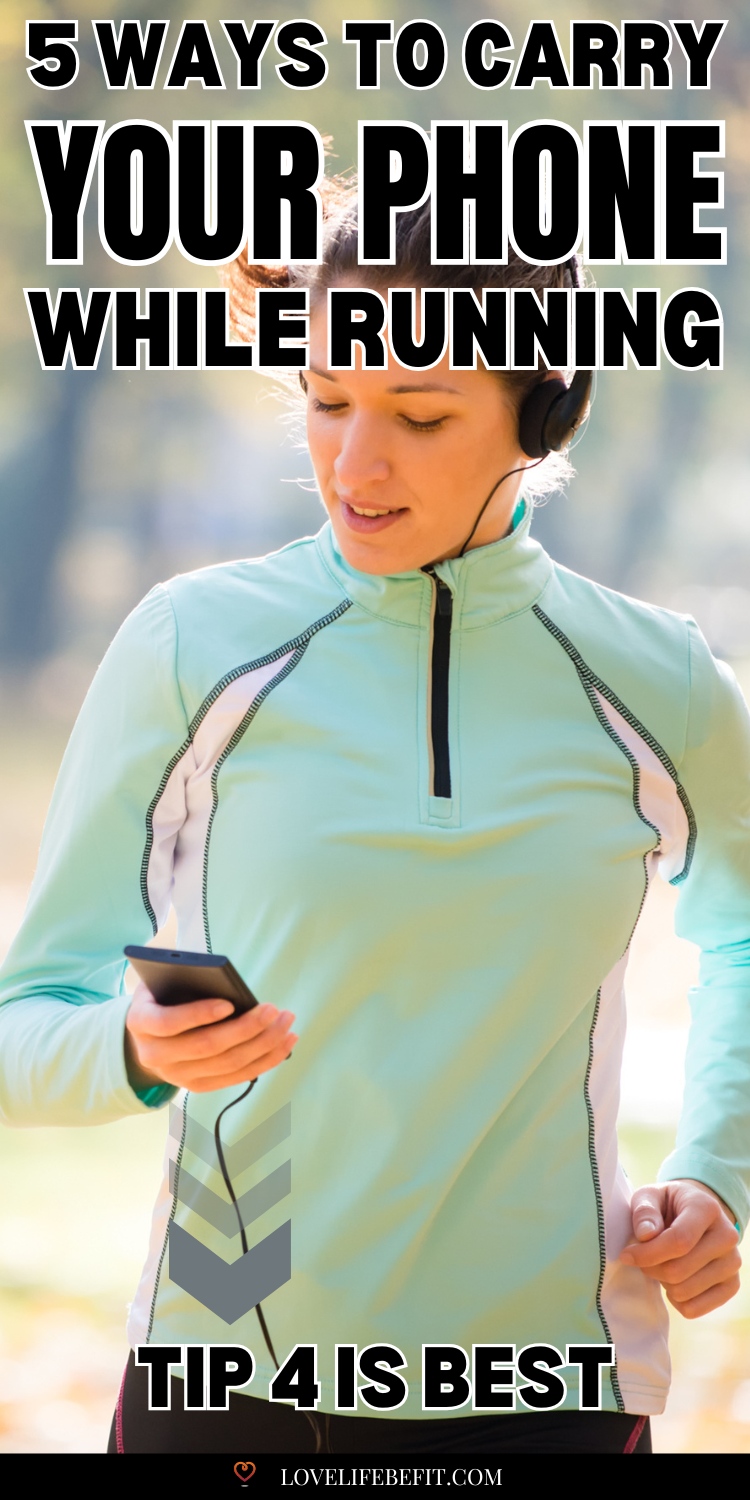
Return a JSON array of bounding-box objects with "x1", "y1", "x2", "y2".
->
[{"x1": 124, "y1": 981, "x2": 298, "y2": 1093}]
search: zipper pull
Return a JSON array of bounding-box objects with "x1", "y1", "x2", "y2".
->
[
  {"x1": 434, "y1": 577, "x2": 453, "y2": 617},
  {"x1": 422, "y1": 564, "x2": 454, "y2": 617}
]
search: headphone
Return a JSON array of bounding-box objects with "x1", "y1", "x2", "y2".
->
[
  {"x1": 516, "y1": 255, "x2": 592, "y2": 459},
  {"x1": 517, "y1": 368, "x2": 592, "y2": 460},
  {"x1": 456, "y1": 256, "x2": 592, "y2": 555}
]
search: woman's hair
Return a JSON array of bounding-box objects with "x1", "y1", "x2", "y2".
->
[{"x1": 224, "y1": 169, "x2": 581, "y2": 501}]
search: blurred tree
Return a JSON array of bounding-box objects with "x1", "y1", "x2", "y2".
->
[{"x1": 0, "y1": 369, "x2": 93, "y2": 662}]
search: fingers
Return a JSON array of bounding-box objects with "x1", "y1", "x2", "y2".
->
[
  {"x1": 630, "y1": 1186, "x2": 666, "y2": 1242},
  {"x1": 174, "y1": 1013, "x2": 298, "y2": 1086},
  {"x1": 127, "y1": 981, "x2": 236, "y2": 1038},
  {"x1": 663, "y1": 1245, "x2": 742, "y2": 1307},
  {"x1": 143, "y1": 1003, "x2": 289, "y2": 1064},
  {"x1": 618, "y1": 1180, "x2": 743, "y2": 1322},
  {"x1": 187, "y1": 1033, "x2": 299, "y2": 1093},
  {"x1": 141, "y1": 1010, "x2": 296, "y2": 1082},
  {"x1": 125, "y1": 980, "x2": 299, "y2": 1090},
  {"x1": 632, "y1": 1218, "x2": 739, "y2": 1283},
  {"x1": 666, "y1": 1273, "x2": 742, "y2": 1320},
  {"x1": 620, "y1": 1197, "x2": 715, "y2": 1268}
]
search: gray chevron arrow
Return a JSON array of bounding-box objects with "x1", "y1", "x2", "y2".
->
[
  {"x1": 168, "y1": 1219, "x2": 292, "y2": 1323},
  {"x1": 170, "y1": 1101, "x2": 291, "y2": 1178},
  {"x1": 169, "y1": 1157, "x2": 291, "y2": 1238}
]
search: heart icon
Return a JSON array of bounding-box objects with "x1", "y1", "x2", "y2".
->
[{"x1": 234, "y1": 1461, "x2": 257, "y2": 1483}]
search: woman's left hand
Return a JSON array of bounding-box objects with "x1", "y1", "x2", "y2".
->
[{"x1": 619, "y1": 1179, "x2": 742, "y2": 1318}]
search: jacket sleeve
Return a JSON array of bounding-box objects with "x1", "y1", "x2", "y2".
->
[
  {"x1": 0, "y1": 584, "x2": 189, "y2": 1126},
  {"x1": 657, "y1": 620, "x2": 750, "y2": 1231}
]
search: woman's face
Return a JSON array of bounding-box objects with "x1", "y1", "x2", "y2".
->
[{"x1": 305, "y1": 295, "x2": 528, "y2": 575}]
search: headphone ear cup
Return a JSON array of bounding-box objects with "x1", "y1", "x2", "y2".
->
[
  {"x1": 517, "y1": 379, "x2": 568, "y2": 459},
  {"x1": 518, "y1": 371, "x2": 593, "y2": 459}
]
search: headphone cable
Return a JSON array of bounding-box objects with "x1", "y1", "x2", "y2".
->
[
  {"x1": 455, "y1": 456, "x2": 546, "y2": 559},
  {"x1": 213, "y1": 1083, "x2": 324, "y2": 1453}
]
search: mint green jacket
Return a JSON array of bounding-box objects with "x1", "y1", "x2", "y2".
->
[{"x1": 1, "y1": 506, "x2": 749, "y2": 1417}]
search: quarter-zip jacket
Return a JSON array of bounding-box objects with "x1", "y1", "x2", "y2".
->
[{"x1": 1, "y1": 503, "x2": 749, "y2": 1418}]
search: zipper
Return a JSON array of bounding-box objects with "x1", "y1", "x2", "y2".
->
[{"x1": 424, "y1": 568, "x2": 454, "y2": 799}]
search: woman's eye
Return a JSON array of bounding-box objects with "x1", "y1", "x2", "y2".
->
[
  {"x1": 400, "y1": 414, "x2": 447, "y2": 432},
  {"x1": 311, "y1": 396, "x2": 347, "y2": 414},
  {"x1": 308, "y1": 397, "x2": 446, "y2": 431}
]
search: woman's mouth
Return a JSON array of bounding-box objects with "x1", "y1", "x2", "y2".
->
[{"x1": 340, "y1": 500, "x2": 406, "y2": 534}]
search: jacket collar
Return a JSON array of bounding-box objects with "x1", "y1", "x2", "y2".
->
[{"x1": 315, "y1": 499, "x2": 553, "y2": 628}]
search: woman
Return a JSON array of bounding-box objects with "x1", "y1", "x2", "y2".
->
[{"x1": 0, "y1": 196, "x2": 747, "y2": 1457}]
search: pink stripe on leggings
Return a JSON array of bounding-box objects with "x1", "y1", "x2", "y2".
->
[
  {"x1": 623, "y1": 1415, "x2": 647, "y2": 1453},
  {"x1": 115, "y1": 1363, "x2": 127, "y2": 1454}
]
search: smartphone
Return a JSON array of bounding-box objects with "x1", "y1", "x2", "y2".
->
[{"x1": 124, "y1": 946, "x2": 259, "y2": 1016}]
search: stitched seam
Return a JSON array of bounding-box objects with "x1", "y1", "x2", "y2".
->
[
  {"x1": 201, "y1": 645, "x2": 307, "y2": 952},
  {"x1": 537, "y1": 599, "x2": 673, "y2": 1412},
  {"x1": 585, "y1": 989, "x2": 625, "y2": 1412},
  {"x1": 138, "y1": 600, "x2": 352, "y2": 933},
  {"x1": 200, "y1": 600, "x2": 351, "y2": 951},
  {"x1": 140, "y1": 737, "x2": 193, "y2": 935},
  {"x1": 139, "y1": 587, "x2": 191, "y2": 934},
  {"x1": 533, "y1": 604, "x2": 697, "y2": 882},
  {"x1": 186, "y1": 600, "x2": 351, "y2": 734}
]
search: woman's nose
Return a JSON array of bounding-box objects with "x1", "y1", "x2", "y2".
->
[{"x1": 332, "y1": 417, "x2": 390, "y2": 491}]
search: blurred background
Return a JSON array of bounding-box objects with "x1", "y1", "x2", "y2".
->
[{"x1": 1, "y1": 0, "x2": 749, "y2": 1455}]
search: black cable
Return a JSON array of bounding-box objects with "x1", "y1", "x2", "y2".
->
[
  {"x1": 455, "y1": 456, "x2": 546, "y2": 559},
  {"x1": 441, "y1": 253, "x2": 579, "y2": 561},
  {"x1": 213, "y1": 1081, "x2": 256, "y2": 1255},
  {"x1": 213, "y1": 1081, "x2": 323, "y2": 1453}
]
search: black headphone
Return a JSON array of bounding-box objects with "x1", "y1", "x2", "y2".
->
[
  {"x1": 455, "y1": 257, "x2": 592, "y2": 554},
  {"x1": 517, "y1": 368, "x2": 593, "y2": 459},
  {"x1": 517, "y1": 256, "x2": 592, "y2": 459}
]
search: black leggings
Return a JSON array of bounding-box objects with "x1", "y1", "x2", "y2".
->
[{"x1": 109, "y1": 1352, "x2": 652, "y2": 1454}]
